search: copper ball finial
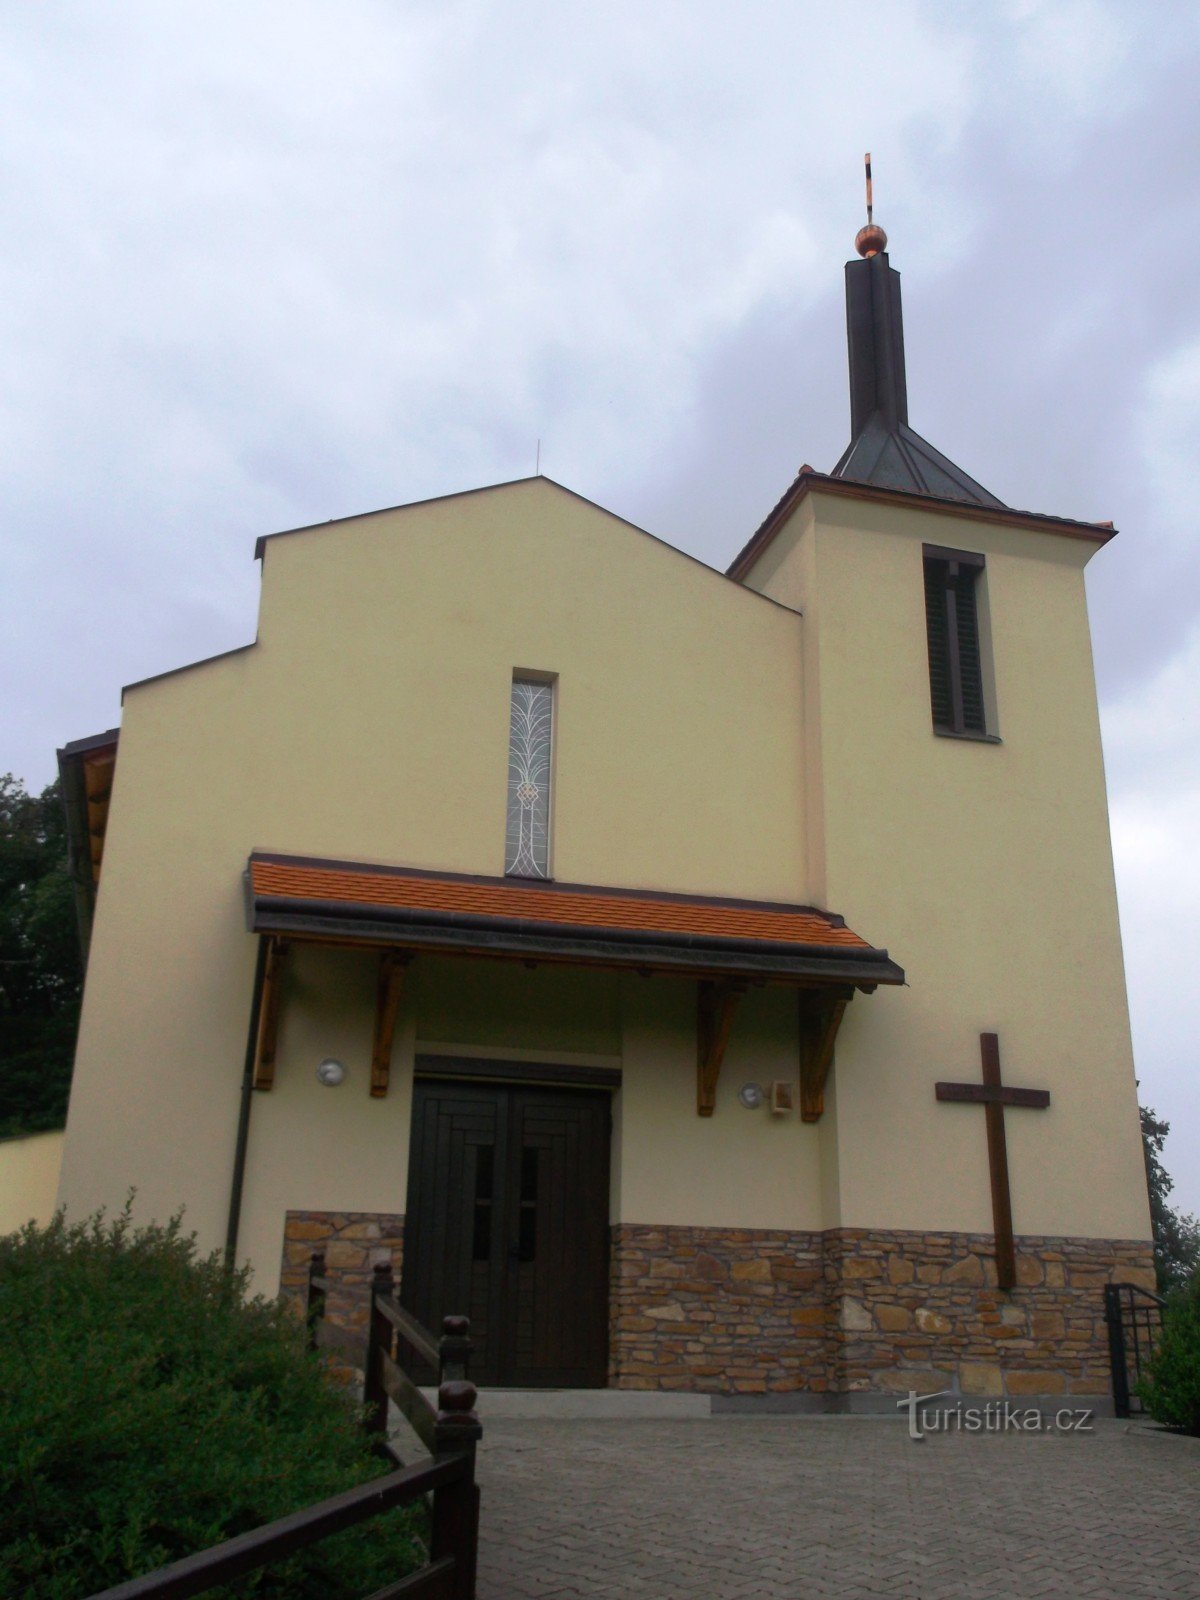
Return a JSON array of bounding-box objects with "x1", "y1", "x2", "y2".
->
[{"x1": 855, "y1": 223, "x2": 888, "y2": 258}]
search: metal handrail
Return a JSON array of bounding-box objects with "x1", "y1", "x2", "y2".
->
[{"x1": 1104, "y1": 1280, "x2": 1167, "y2": 1418}]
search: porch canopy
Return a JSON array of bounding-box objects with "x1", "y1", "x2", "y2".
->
[{"x1": 243, "y1": 851, "x2": 904, "y2": 1119}]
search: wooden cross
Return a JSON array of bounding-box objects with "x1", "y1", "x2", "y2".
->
[{"x1": 935, "y1": 1033, "x2": 1050, "y2": 1290}]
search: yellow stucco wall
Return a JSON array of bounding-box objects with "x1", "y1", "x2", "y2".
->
[
  {"x1": 235, "y1": 955, "x2": 828, "y2": 1284},
  {"x1": 739, "y1": 490, "x2": 1151, "y2": 1243},
  {"x1": 0, "y1": 1130, "x2": 64, "y2": 1233},
  {"x1": 615, "y1": 977, "x2": 824, "y2": 1230},
  {"x1": 250, "y1": 480, "x2": 807, "y2": 899},
  {"x1": 57, "y1": 474, "x2": 1150, "y2": 1291},
  {"x1": 58, "y1": 479, "x2": 814, "y2": 1280}
]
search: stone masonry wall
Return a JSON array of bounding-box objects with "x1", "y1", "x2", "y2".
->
[
  {"x1": 610, "y1": 1224, "x2": 827, "y2": 1394},
  {"x1": 824, "y1": 1228, "x2": 1155, "y2": 1400},
  {"x1": 279, "y1": 1210, "x2": 405, "y2": 1337},
  {"x1": 278, "y1": 1212, "x2": 1154, "y2": 1399},
  {"x1": 611, "y1": 1223, "x2": 1155, "y2": 1398}
]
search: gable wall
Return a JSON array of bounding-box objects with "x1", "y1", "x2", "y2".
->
[
  {"x1": 57, "y1": 480, "x2": 813, "y2": 1265},
  {"x1": 252, "y1": 480, "x2": 807, "y2": 898}
]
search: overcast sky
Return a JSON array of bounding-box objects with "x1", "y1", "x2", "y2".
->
[{"x1": 3, "y1": 2, "x2": 1198, "y2": 1211}]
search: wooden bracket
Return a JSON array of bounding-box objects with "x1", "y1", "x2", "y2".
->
[
  {"x1": 252, "y1": 937, "x2": 289, "y2": 1090},
  {"x1": 370, "y1": 952, "x2": 412, "y2": 1098},
  {"x1": 797, "y1": 986, "x2": 853, "y2": 1122},
  {"x1": 696, "y1": 979, "x2": 746, "y2": 1116}
]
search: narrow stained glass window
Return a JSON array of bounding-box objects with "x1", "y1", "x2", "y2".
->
[{"x1": 505, "y1": 678, "x2": 553, "y2": 878}]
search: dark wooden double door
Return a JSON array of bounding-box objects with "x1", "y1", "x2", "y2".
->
[{"x1": 402, "y1": 1078, "x2": 611, "y2": 1387}]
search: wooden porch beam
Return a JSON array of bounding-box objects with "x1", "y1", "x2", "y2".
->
[
  {"x1": 797, "y1": 986, "x2": 853, "y2": 1122},
  {"x1": 252, "y1": 937, "x2": 289, "y2": 1090},
  {"x1": 696, "y1": 979, "x2": 746, "y2": 1116},
  {"x1": 370, "y1": 952, "x2": 412, "y2": 1098}
]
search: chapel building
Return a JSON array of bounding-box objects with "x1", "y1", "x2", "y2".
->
[{"x1": 56, "y1": 223, "x2": 1154, "y2": 1407}]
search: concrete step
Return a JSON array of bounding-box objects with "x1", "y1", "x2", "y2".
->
[{"x1": 423, "y1": 1387, "x2": 712, "y2": 1418}]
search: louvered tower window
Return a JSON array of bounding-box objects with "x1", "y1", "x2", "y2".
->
[{"x1": 923, "y1": 545, "x2": 988, "y2": 737}]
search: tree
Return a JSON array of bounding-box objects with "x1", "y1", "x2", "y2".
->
[
  {"x1": 1140, "y1": 1103, "x2": 1200, "y2": 1294},
  {"x1": 0, "y1": 774, "x2": 81, "y2": 1138},
  {"x1": 1137, "y1": 1271, "x2": 1200, "y2": 1436}
]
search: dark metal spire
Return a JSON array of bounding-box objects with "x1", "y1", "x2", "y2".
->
[
  {"x1": 844, "y1": 249, "x2": 908, "y2": 437},
  {"x1": 831, "y1": 156, "x2": 1004, "y2": 509}
]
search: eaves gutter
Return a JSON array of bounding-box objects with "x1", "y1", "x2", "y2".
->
[{"x1": 246, "y1": 888, "x2": 905, "y2": 988}]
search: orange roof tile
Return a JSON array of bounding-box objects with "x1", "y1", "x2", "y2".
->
[{"x1": 248, "y1": 854, "x2": 878, "y2": 953}]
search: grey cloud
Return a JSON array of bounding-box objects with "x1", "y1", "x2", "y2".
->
[{"x1": 2, "y1": 2, "x2": 1198, "y2": 1205}]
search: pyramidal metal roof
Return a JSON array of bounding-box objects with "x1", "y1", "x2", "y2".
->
[{"x1": 832, "y1": 413, "x2": 1004, "y2": 508}]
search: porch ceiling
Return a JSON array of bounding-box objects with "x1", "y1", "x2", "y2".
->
[{"x1": 243, "y1": 851, "x2": 905, "y2": 990}]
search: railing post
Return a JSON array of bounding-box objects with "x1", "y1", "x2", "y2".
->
[
  {"x1": 438, "y1": 1313, "x2": 474, "y2": 1385},
  {"x1": 431, "y1": 1376, "x2": 482, "y2": 1600},
  {"x1": 1104, "y1": 1282, "x2": 1131, "y2": 1418},
  {"x1": 306, "y1": 1250, "x2": 326, "y2": 1354},
  {"x1": 364, "y1": 1258, "x2": 394, "y2": 1441}
]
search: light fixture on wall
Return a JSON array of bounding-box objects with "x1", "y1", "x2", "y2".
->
[
  {"x1": 316, "y1": 1058, "x2": 347, "y2": 1087},
  {"x1": 737, "y1": 1082, "x2": 765, "y2": 1110}
]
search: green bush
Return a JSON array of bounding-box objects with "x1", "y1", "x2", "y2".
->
[
  {"x1": 0, "y1": 1207, "x2": 427, "y2": 1598},
  {"x1": 1136, "y1": 1271, "x2": 1200, "y2": 1436}
]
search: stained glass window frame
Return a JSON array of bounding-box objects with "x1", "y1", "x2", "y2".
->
[{"x1": 504, "y1": 675, "x2": 555, "y2": 879}]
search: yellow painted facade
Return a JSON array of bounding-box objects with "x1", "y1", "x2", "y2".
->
[
  {"x1": 57, "y1": 471, "x2": 1151, "y2": 1300},
  {"x1": 0, "y1": 1130, "x2": 64, "y2": 1234},
  {"x1": 739, "y1": 489, "x2": 1148, "y2": 1241}
]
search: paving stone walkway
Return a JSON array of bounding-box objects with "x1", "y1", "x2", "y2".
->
[{"x1": 473, "y1": 1416, "x2": 1200, "y2": 1598}]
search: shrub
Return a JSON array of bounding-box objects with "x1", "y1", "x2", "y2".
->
[
  {"x1": 1136, "y1": 1271, "x2": 1200, "y2": 1436},
  {"x1": 0, "y1": 1207, "x2": 426, "y2": 1598}
]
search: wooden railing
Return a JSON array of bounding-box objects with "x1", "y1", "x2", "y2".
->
[
  {"x1": 306, "y1": 1251, "x2": 479, "y2": 1465},
  {"x1": 86, "y1": 1253, "x2": 481, "y2": 1600}
]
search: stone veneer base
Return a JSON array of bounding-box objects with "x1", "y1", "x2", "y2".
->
[
  {"x1": 280, "y1": 1210, "x2": 405, "y2": 1336},
  {"x1": 278, "y1": 1213, "x2": 1153, "y2": 1400},
  {"x1": 610, "y1": 1223, "x2": 1155, "y2": 1399}
]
